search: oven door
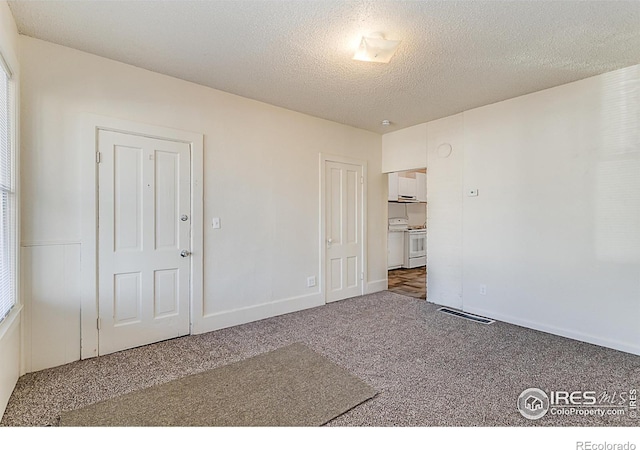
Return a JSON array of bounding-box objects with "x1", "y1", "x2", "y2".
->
[{"x1": 408, "y1": 232, "x2": 426, "y2": 258}]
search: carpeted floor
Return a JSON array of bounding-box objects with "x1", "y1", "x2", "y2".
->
[{"x1": 2, "y1": 291, "x2": 640, "y2": 427}]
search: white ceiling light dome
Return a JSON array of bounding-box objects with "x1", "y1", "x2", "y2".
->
[{"x1": 353, "y1": 32, "x2": 401, "y2": 64}]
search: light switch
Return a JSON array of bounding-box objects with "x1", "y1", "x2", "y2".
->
[{"x1": 212, "y1": 217, "x2": 221, "y2": 229}]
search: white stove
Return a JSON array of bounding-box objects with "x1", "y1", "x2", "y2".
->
[
  {"x1": 388, "y1": 218, "x2": 426, "y2": 269},
  {"x1": 404, "y1": 228, "x2": 426, "y2": 268}
]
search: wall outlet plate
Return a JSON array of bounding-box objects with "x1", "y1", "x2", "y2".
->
[{"x1": 307, "y1": 276, "x2": 316, "y2": 288}]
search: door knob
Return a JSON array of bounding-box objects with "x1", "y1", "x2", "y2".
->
[
  {"x1": 180, "y1": 215, "x2": 189, "y2": 222},
  {"x1": 180, "y1": 250, "x2": 191, "y2": 257},
  {"x1": 327, "y1": 238, "x2": 332, "y2": 247}
]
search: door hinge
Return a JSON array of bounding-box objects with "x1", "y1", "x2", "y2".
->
[
  {"x1": 360, "y1": 272, "x2": 364, "y2": 280},
  {"x1": 96, "y1": 152, "x2": 101, "y2": 163},
  {"x1": 360, "y1": 176, "x2": 364, "y2": 184},
  {"x1": 97, "y1": 317, "x2": 101, "y2": 330}
]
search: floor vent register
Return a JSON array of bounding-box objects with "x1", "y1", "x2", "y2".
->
[{"x1": 437, "y1": 307, "x2": 495, "y2": 325}]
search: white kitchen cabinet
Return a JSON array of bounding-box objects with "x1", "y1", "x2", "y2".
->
[
  {"x1": 388, "y1": 170, "x2": 427, "y2": 203},
  {"x1": 416, "y1": 172, "x2": 427, "y2": 202},
  {"x1": 388, "y1": 231, "x2": 404, "y2": 269},
  {"x1": 388, "y1": 172, "x2": 399, "y2": 201},
  {"x1": 398, "y1": 176, "x2": 417, "y2": 199}
]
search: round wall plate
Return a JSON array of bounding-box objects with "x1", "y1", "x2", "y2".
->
[{"x1": 437, "y1": 143, "x2": 452, "y2": 158}]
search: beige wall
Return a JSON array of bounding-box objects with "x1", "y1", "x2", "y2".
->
[
  {"x1": 20, "y1": 36, "x2": 386, "y2": 371},
  {"x1": 0, "y1": 0, "x2": 21, "y2": 420}
]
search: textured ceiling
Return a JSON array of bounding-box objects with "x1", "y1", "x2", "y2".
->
[{"x1": 8, "y1": 0, "x2": 640, "y2": 133}]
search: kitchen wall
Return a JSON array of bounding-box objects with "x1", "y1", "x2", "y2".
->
[
  {"x1": 19, "y1": 36, "x2": 386, "y2": 371},
  {"x1": 387, "y1": 202, "x2": 426, "y2": 228},
  {"x1": 425, "y1": 65, "x2": 640, "y2": 355},
  {"x1": 406, "y1": 203, "x2": 426, "y2": 228},
  {"x1": 0, "y1": 0, "x2": 20, "y2": 419}
]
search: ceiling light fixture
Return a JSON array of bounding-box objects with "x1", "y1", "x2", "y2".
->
[
  {"x1": 353, "y1": 32, "x2": 401, "y2": 64},
  {"x1": 381, "y1": 119, "x2": 391, "y2": 126}
]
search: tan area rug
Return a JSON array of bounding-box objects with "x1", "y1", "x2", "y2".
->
[{"x1": 59, "y1": 343, "x2": 376, "y2": 426}]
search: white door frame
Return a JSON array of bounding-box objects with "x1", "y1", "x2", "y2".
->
[
  {"x1": 80, "y1": 115, "x2": 204, "y2": 359},
  {"x1": 319, "y1": 154, "x2": 367, "y2": 304}
]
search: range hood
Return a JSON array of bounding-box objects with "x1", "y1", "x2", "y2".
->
[{"x1": 397, "y1": 195, "x2": 418, "y2": 203}]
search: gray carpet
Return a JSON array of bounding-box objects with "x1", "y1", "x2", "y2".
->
[
  {"x1": 59, "y1": 343, "x2": 376, "y2": 426},
  {"x1": 2, "y1": 291, "x2": 640, "y2": 426}
]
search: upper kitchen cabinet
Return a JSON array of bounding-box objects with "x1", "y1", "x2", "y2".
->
[
  {"x1": 388, "y1": 169, "x2": 426, "y2": 203},
  {"x1": 382, "y1": 123, "x2": 427, "y2": 173}
]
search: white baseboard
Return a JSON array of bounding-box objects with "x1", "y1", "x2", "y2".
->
[
  {"x1": 193, "y1": 278, "x2": 389, "y2": 335},
  {"x1": 193, "y1": 292, "x2": 324, "y2": 334},
  {"x1": 366, "y1": 279, "x2": 388, "y2": 294},
  {"x1": 465, "y1": 305, "x2": 640, "y2": 357},
  {"x1": 426, "y1": 297, "x2": 463, "y2": 310}
]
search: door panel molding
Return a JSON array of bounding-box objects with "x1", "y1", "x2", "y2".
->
[
  {"x1": 97, "y1": 131, "x2": 191, "y2": 355},
  {"x1": 319, "y1": 154, "x2": 367, "y2": 304},
  {"x1": 80, "y1": 115, "x2": 203, "y2": 360}
]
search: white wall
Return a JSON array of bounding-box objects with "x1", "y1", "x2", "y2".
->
[
  {"x1": 382, "y1": 123, "x2": 427, "y2": 173},
  {"x1": 388, "y1": 202, "x2": 406, "y2": 220},
  {"x1": 387, "y1": 203, "x2": 426, "y2": 227},
  {"x1": 406, "y1": 203, "x2": 426, "y2": 227},
  {"x1": 426, "y1": 114, "x2": 464, "y2": 310},
  {"x1": 462, "y1": 65, "x2": 640, "y2": 354},
  {"x1": 0, "y1": 0, "x2": 20, "y2": 419},
  {"x1": 20, "y1": 36, "x2": 385, "y2": 370},
  {"x1": 22, "y1": 244, "x2": 80, "y2": 371},
  {"x1": 423, "y1": 65, "x2": 640, "y2": 355}
]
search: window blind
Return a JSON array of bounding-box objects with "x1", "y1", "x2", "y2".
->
[{"x1": 0, "y1": 56, "x2": 15, "y2": 324}]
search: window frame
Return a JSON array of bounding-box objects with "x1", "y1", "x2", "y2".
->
[{"x1": 0, "y1": 51, "x2": 17, "y2": 326}]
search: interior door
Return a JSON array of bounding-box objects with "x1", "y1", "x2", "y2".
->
[
  {"x1": 98, "y1": 130, "x2": 191, "y2": 355},
  {"x1": 325, "y1": 160, "x2": 363, "y2": 303}
]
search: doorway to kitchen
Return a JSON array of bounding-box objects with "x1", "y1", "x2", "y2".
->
[{"x1": 387, "y1": 169, "x2": 427, "y2": 300}]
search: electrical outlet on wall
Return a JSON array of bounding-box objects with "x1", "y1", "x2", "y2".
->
[
  {"x1": 479, "y1": 284, "x2": 487, "y2": 295},
  {"x1": 307, "y1": 276, "x2": 316, "y2": 288}
]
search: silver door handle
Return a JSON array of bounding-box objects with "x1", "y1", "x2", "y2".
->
[
  {"x1": 180, "y1": 250, "x2": 192, "y2": 257},
  {"x1": 327, "y1": 238, "x2": 332, "y2": 247},
  {"x1": 180, "y1": 215, "x2": 189, "y2": 222}
]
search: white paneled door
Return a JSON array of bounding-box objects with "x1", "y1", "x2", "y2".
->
[
  {"x1": 98, "y1": 130, "x2": 191, "y2": 355},
  {"x1": 325, "y1": 160, "x2": 363, "y2": 303}
]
